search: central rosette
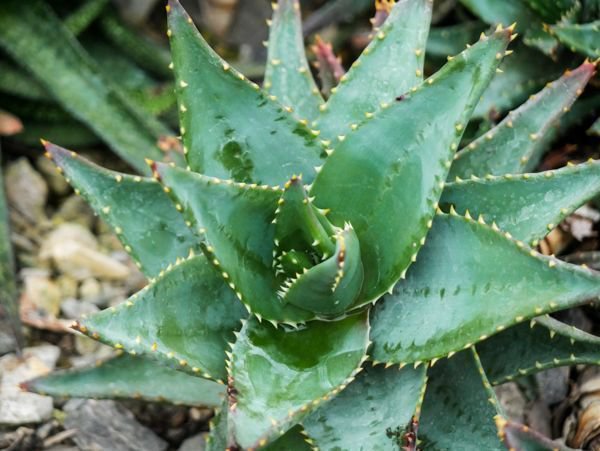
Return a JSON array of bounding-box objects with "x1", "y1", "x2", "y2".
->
[{"x1": 272, "y1": 175, "x2": 364, "y2": 316}]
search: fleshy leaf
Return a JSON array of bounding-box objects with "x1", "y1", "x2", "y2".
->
[
  {"x1": 303, "y1": 364, "x2": 427, "y2": 450},
  {"x1": 496, "y1": 417, "x2": 578, "y2": 450},
  {"x1": 24, "y1": 354, "x2": 225, "y2": 407},
  {"x1": 264, "y1": 0, "x2": 323, "y2": 121},
  {"x1": 426, "y1": 21, "x2": 488, "y2": 59},
  {"x1": 99, "y1": 10, "x2": 172, "y2": 79},
  {"x1": 271, "y1": 176, "x2": 364, "y2": 315},
  {"x1": 314, "y1": 0, "x2": 433, "y2": 142},
  {"x1": 312, "y1": 28, "x2": 511, "y2": 305},
  {"x1": 419, "y1": 349, "x2": 505, "y2": 450},
  {"x1": 166, "y1": 0, "x2": 325, "y2": 185},
  {"x1": 551, "y1": 20, "x2": 600, "y2": 58},
  {"x1": 442, "y1": 159, "x2": 600, "y2": 244},
  {"x1": 44, "y1": 142, "x2": 199, "y2": 278},
  {"x1": 206, "y1": 405, "x2": 312, "y2": 451},
  {"x1": 155, "y1": 163, "x2": 314, "y2": 323},
  {"x1": 77, "y1": 255, "x2": 247, "y2": 382},
  {"x1": 311, "y1": 36, "x2": 346, "y2": 97},
  {"x1": 282, "y1": 224, "x2": 364, "y2": 316},
  {"x1": 478, "y1": 315, "x2": 600, "y2": 385},
  {"x1": 460, "y1": 0, "x2": 534, "y2": 26},
  {"x1": 205, "y1": 400, "x2": 230, "y2": 451},
  {"x1": 522, "y1": 0, "x2": 578, "y2": 23},
  {"x1": 0, "y1": 0, "x2": 170, "y2": 173},
  {"x1": 370, "y1": 213, "x2": 600, "y2": 365},
  {"x1": 263, "y1": 426, "x2": 313, "y2": 451},
  {"x1": 472, "y1": 43, "x2": 563, "y2": 119},
  {"x1": 64, "y1": 0, "x2": 109, "y2": 36},
  {"x1": 0, "y1": 61, "x2": 48, "y2": 101},
  {"x1": 274, "y1": 175, "x2": 336, "y2": 260},
  {"x1": 459, "y1": 0, "x2": 558, "y2": 56},
  {"x1": 450, "y1": 62, "x2": 595, "y2": 178},
  {"x1": 229, "y1": 312, "x2": 369, "y2": 449}
]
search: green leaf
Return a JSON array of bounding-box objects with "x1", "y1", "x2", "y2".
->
[
  {"x1": 314, "y1": 0, "x2": 432, "y2": 142},
  {"x1": 303, "y1": 364, "x2": 427, "y2": 450},
  {"x1": 451, "y1": 62, "x2": 595, "y2": 178},
  {"x1": 553, "y1": 92, "x2": 600, "y2": 140},
  {"x1": 99, "y1": 10, "x2": 172, "y2": 79},
  {"x1": 496, "y1": 418, "x2": 578, "y2": 450},
  {"x1": 282, "y1": 224, "x2": 364, "y2": 316},
  {"x1": 0, "y1": 0, "x2": 171, "y2": 174},
  {"x1": 459, "y1": 0, "x2": 559, "y2": 56},
  {"x1": 83, "y1": 40, "x2": 157, "y2": 91},
  {"x1": 65, "y1": 0, "x2": 110, "y2": 36},
  {"x1": 24, "y1": 354, "x2": 225, "y2": 407},
  {"x1": 78, "y1": 254, "x2": 247, "y2": 383},
  {"x1": 206, "y1": 405, "x2": 312, "y2": 451},
  {"x1": 0, "y1": 94, "x2": 70, "y2": 123},
  {"x1": 426, "y1": 21, "x2": 488, "y2": 59},
  {"x1": 155, "y1": 163, "x2": 314, "y2": 323},
  {"x1": 419, "y1": 349, "x2": 505, "y2": 450},
  {"x1": 229, "y1": 312, "x2": 369, "y2": 449},
  {"x1": 522, "y1": 22, "x2": 561, "y2": 56},
  {"x1": 472, "y1": 43, "x2": 563, "y2": 119},
  {"x1": 44, "y1": 143, "x2": 198, "y2": 278},
  {"x1": 0, "y1": 61, "x2": 48, "y2": 101},
  {"x1": 264, "y1": 0, "x2": 323, "y2": 121},
  {"x1": 272, "y1": 176, "x2": 363, "y2": 315},
  {"x1": 551, "y1": 20, "x2": 600, "y2": 58},
  {"x1": 442, "y1": 159, "x2": 600, "y2": 244},
  {"x1": 166, "y1": 0, "x2": 325, "y2": 185},
  {"x1": 478, "y1": 315, "x2": 600, "y2": 385},
  {"x1": 205, "y1": 399, "x2": 231, "y2": 450},
  {"x1": 312, "y1": 28, "x2": 511, "y2": 305},
  {"x1": 460, "y1": 0, "x2": 534, "y2": 26},
  {"x1": 274, "y1": 175, "x2": 336, "y2": 260},
  {"x1": 263, "y1": 426, "x2": 313, "y2": 451},
  {"x1": 370, "y1": 213, "x2": 600, "y2": 365},
  {"x1": 523, "y1": 0, "x2": 578, "y2": 22},
  {"x1": 12, "y1": 120, "x2": 99, "y2": 148},
  {"x1": 0, "y1": 148, "x2": 22, "y2": 350}
]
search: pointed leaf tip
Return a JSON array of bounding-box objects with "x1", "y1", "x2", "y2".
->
[
  {"x1": 167, "y1": 0, "x2": 324, "y2": 185},
  {"x1": 80, "y1": 255, "x2": 247, "y2": 382},
  {"x1": 370, "y1": 214, "x2": 600, "y2": 365},
  {"x1": 44, "y1": 144, "x2": 199, "y2": 278},
  {"x1": 451, "y1": 60, "x2": 595, "y2": 178},
  {"x1": 312, "y1": 27, "x2": 509, "y2": 305},
  {"x1": 24, "y1": 355, "x2": 226, "y2": 407}
]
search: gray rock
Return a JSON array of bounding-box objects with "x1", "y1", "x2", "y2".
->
[
  {"x1": 52, "y1": 195, "x2": 95, "y2": 229},
  {"x1": 60, "y1": 298, "x2": 99, "y2": 320},
  {"x1": 0, "y1": 345, "x2": 60, "y2": 425},
  {"x1": 36, "y1": 155, "x2": 70, "y2": 196},
  {"x1": 536, "y1": 367, "x2": 570, "y2": 406},
  {"x1": 64, "y1": 399, "x2": 168, "y2": 451},
  {"x1": 5, "y1": 158, "x2": 48, "y2": 223},
  {"x1": 494, "y1": 382, "x2": 526, "y2": 423},
  {"x1": 22, "y1": 269, "x2": 62, "y2": 317},
  {"x1": 40, "y1": 223, "x2": 129, "y2": 281},
  {"x1": 178, "y1": 433, "x2": 206, "y2": 451},
  {"x1": 78, "y1": 278, "x2": 102, "y2": 302}
]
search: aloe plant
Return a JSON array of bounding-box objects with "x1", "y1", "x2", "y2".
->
[
  {"x1": 25, "y1": 0, "x2": 600, "y2": 449},
  {"x1": 460, "y1": 0, "x2": 600, "y2": 57},
  {"x1": 456, "y1": 0, "x2": 599, "y2": 131}
]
